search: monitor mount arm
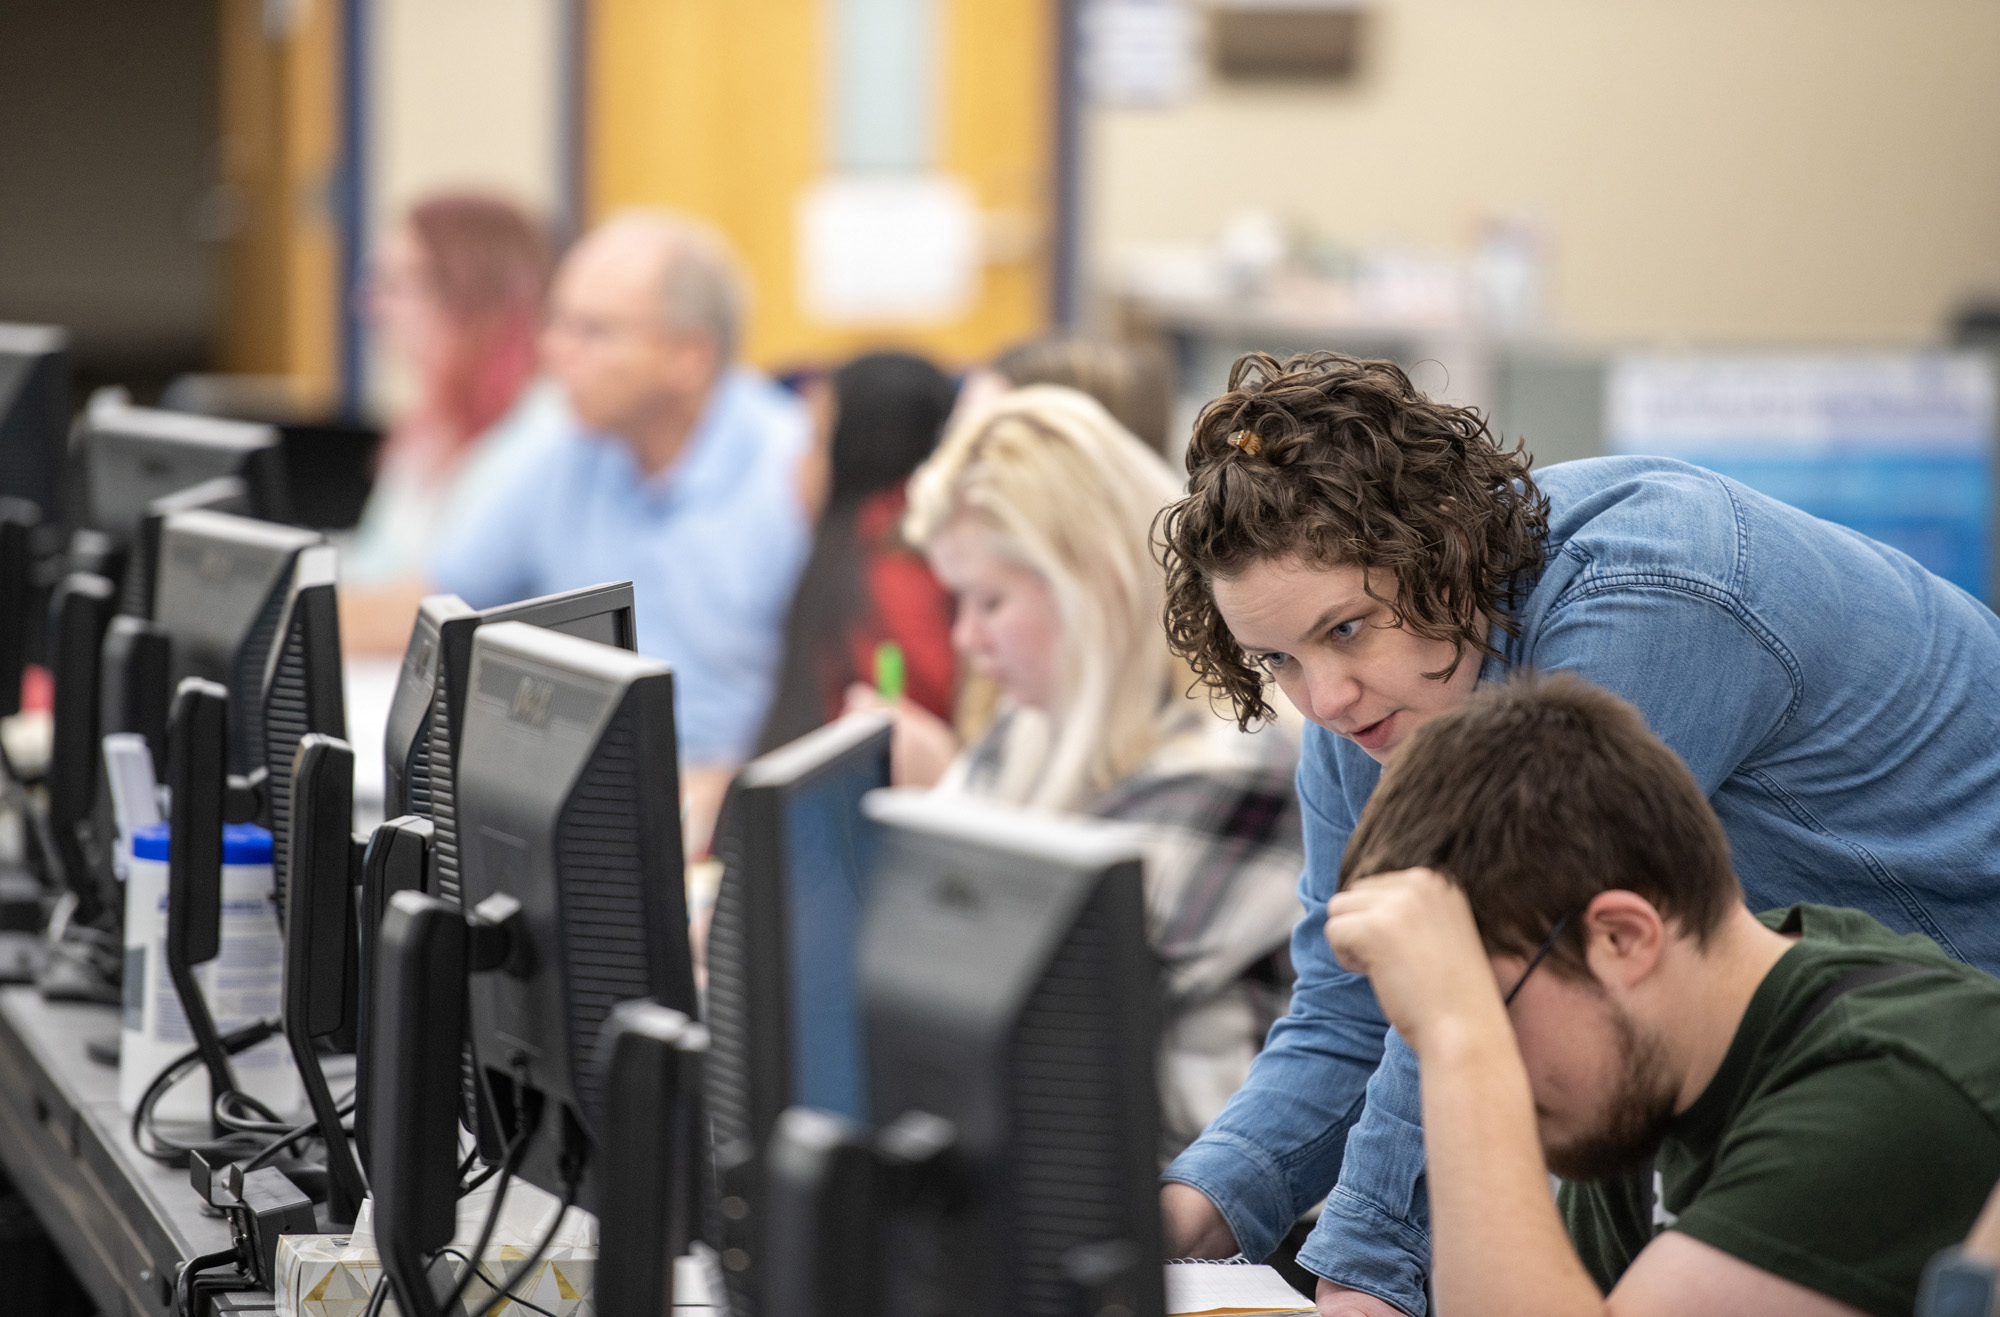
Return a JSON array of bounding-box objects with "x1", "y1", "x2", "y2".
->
[
  {"x1": 369, "y1": 890, "x2": 521, "y2": 1317},
  {"x1": 353, "y1": 815, "x2": 432, "y2": 1173},
  {"x1": 592, "y1": 1000, "x2": 710, "y2": 1317},
  {"x1": 223, "y1": 765, "x2": 264, "y2": 826},
  {"x1": 164, "y1": 678, "x2": 241, "y2": 1136},
  {"x1": 762, "y1": 1107, "x2": 960, "y2": 1317},
  {"x1": 282, "y1": 734, "x2": 369, "y2": 1224}
]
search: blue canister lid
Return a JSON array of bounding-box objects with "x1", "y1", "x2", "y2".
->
[{"x1": 129, "y1": 822, "x2": 274, "y2": 865}]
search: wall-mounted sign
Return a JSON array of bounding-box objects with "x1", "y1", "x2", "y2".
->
[
  {"x1": 1082, "y1": 0, "x2": 1198, "y2": 108},
  {"x1": 798, "y1": 174, "x2": 980, "y2": 325},
  {"x1": 1608, "y1": 353, "x2": 1998, "y2": 600}
]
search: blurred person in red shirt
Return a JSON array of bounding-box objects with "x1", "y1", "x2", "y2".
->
[{"x1": 756, "y1": 351, "x2": 959, "y2": 753}]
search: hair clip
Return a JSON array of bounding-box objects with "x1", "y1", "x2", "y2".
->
[{"x1": 1227, "y1": 429, "x2": 1264, "y2": 457}]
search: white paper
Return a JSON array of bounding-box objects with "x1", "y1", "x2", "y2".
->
[
  {"x1": 798, "y1": 173, "x2": 979, "y2": 324},
  {"x1": 1165, "y1": 1261, "x2": 1316, "y2": 1315},
  {"x1": 1083, "y1": 0, "x2": 1198, "y2": 107}
]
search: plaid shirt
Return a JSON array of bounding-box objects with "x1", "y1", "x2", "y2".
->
[{"x1": 952, "y1": 706, "x2": 1305, "y2": 1147}]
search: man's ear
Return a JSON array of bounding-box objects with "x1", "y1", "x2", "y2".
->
[{"x1": 1582, "y1": 890, "x2": 1668, "y2": 991}]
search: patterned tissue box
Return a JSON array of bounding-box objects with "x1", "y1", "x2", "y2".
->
[{"x1": 274, "y1": 1232, "x2": 597, "y2": 1317}]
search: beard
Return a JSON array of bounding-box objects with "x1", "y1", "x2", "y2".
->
[{"x1": 1542, "y1": 1003, "x2": 1678, "y2": 1184}]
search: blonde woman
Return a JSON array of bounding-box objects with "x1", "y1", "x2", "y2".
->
[{"x1": 855, "y1": 385, "x2": 1304, "y2": 1152}]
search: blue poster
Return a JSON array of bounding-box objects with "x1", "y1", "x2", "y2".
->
[{"x1": 1608, "y1": 353, "x2": 1997, "y2": 602}]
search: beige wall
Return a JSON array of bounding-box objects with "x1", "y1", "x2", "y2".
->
[
  {"x1": 366, "y1": 0, "x2": 563, "y2": 408},
  {"x1": 370, "y1": 0, "x2": 562, "y2": 236},
  {"x1": 1087, "y1": 0, "x2": 2000, "y2": 345}
]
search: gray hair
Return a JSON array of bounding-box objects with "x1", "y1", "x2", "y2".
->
[{"x1": 598, "y1": 207, "x2": 748, "y2": 361}]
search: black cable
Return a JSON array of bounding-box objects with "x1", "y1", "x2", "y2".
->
[
  {"x1": 437, "y1": 1249, "x2": 559, "y2": 1317},
  {"x1": 213, "y1": 1087, "x2": 288, "y2": 1133},
  {"x1": 360, "y1": 1272, "x2": 389, "y2": 1317},
  {"x1": 457, "y1": 1158, "x2": 502, "y2": 1197},
  {"x1": 131, "y1": 1020, "x2": 283, "y2": 1164},
  {"x1": 217, "y1": 1088, "x2": 355, "y2": 1141},
  {"x1": 174, "y1": 1246, "x2": 241, "y2": 1317},
  {"x1": 462, "y1": 1173, "x2": 576, "y2": 1317},
  {"x1": 438, "y1": 1123, "x2": 534, "y2": 1316},
  {"x1": 236, "y1": 1104, "x2": 355, "y2": 1177},
  {"x1": 132, "y1": 1020, "x2": 364, "y2": 1188}
]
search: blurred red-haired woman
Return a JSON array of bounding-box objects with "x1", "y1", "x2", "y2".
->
[{"x1": 341, "y1": 192, "x2": 560, "y2": 650}]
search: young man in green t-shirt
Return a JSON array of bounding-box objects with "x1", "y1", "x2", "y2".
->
[{"x1": 1322, "y1": 672, "x2": 2000, "y2": 1317}]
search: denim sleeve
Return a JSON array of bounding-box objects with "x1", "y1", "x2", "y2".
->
[
  {"x1": 1294, "y1": 579, "x2": 1798, "y2": 1314},
  {"x1": 1297, "y1": 1030, "x2": 1428, "y2": 1309},
  {"x1": 1163, "y1": 730, "x2": 1390, "y2": 1263}
]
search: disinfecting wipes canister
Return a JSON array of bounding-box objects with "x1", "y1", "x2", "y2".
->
[{"x1": 118, "y1": 822, "x2": 302, "y2": 1121}]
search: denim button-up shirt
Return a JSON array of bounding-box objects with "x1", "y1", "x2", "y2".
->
[{"x1": 1162, "y1": 455, "x2": 2000, "y2": 1313}]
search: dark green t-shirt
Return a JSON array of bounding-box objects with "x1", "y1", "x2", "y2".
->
[{"x1": 1561, "y1": 904, "x2": 2000, "y2": 1317}]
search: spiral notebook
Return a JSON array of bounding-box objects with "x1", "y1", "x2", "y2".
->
[{"x1": 1165, "y1": 1261, "x2": 1317, "y2": 1316}]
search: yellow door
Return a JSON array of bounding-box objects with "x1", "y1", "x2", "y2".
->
[
  {"x1": 216, "y1": 0, "x2": 345, "y2": 407},
  {"x1": 588, "y1": 0, "x2": 1059, "y2": 370}
]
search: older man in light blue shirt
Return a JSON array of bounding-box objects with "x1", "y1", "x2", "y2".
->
[{"x1": 429, "y1": 210, "x2": 809, "y2": 773}]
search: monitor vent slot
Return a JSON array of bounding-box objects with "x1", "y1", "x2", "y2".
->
[
  {"x1": 405, "y1": 706, "x2": 434, "y2": 819},
  {"x1": 427, "y1": 690, "x2": 461, "y2": 907},
  {"x1": 705, "y1": 823, "x2": 758, "y2": 1317},
  {"x1": 1007, "y1": 891, "x2": 1127, "y2": 1317},
  {"x1": 704, "y1": 833, "x2": 753, "y2": 1154},
  {"x1": 231, "y1": 580, "x2": 286, "y2": 776},
  {"x1": 262, "y1": 619, "x2": 310, "y2": 919},
  {"x1": 426, "y1": 685, "x2": 490, "y2": 1155},
  {"x1": 554, "y1": 703, "x2": 651, "y2": 1131}
]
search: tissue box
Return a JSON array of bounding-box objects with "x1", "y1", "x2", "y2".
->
[{"x1": 274, "y1": 1232, "x2": 597, "y2": 1317}]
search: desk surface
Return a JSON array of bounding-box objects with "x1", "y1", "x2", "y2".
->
[
  {"x1": 0, "y1": 989, "x2": 720, "y2": 1316},
  {"x1": 0, "y1": 987, "x2": 260, "y2": 1315}
]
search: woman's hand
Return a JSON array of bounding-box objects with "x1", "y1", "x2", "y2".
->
[
  {"x1": 844, "y1": 684, "x2": 961, "y2": 788},
  {"x1": 1322, "y1": 868, "x2": 1508, "y2": 1056}
]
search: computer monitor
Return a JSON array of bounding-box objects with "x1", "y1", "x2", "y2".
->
[
  {"x1": 381, "y1": 583, "x2": 636, "y2": 904},
  {"x1": 455, "y1": 620, "x2": 693, "y2": 1199},
  {"x1": 0, "y1": 324, "x2": 71, "y2": 521},
  {"x1": 81, "y1": 396, "x2": 288, "y2": 542},
  {"x1": 705, "y1": 713, "x2": 891, "y2": 1316},
  {"x1": 100, "y1": 614, "x2": 171, "y2": 777},
  {"x1": 252, "y1": 535, "x2": 344, "y2": 918},
  {"x1": 381, "y1": 595, "x2": 472, "y2": 823},
  {"x1": 122, "y1": 474, "x2": 251, "y2": 619},
  {"x1": 151, "y1": 509, "x2": 326, "y2": 779},
  {"x1": 853, "y1": 791, "x2": 1167, "y2": 1317},
  {"x1": 375, "y1": 584, "x2": 637, "y2": 1165},
  {"x1": 0, "y1": 499, "x2": 38, "y2": 721},
  {"x1": 44, "y1": 572, "x2": 119, "y2": 920}
]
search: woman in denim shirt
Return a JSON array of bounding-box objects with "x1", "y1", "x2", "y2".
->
[{"x1": 1155, "y1": 351, "x2": 2000, "y2": 1316}]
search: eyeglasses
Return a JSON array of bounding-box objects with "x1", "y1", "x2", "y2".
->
[{"x1": 1503, "y1": 911, "x2": 1576, "y2": 1007}]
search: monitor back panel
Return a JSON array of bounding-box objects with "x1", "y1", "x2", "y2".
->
[
  {"x1": 425, "y1": 584, "x2": 636, "y2": 911},
  {"x1": 455, "y1": 622, "x2": 687, "y2": 1195},
  {"x1": 0, "y1": 327, "x2": 71, "y2": 518},
  {"x1": 860, "y1": 798, "x2": 1165, "y2": 1317},
  {"x1": 154, "y1": 510, "x2": 321, "y2": 776}
]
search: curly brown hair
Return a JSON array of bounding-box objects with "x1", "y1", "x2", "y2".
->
[{"x1": 1158, "y1": 351, "x2": 1549, "y2": 728}]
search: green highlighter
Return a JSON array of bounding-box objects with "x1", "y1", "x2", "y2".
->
[{"x1": 874, "y1": 640, "x2": 906, "y2": 702}]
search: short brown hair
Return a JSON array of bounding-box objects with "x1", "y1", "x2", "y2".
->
[
  {"x1": 1340, "y1": 673, "x2": 1740, "y2": 973},
  {"x1": 1158, "y1": 351, "x2": 1548, "y2": 727},
  {"x1": 993, "y1": 335, "x2": 1172, "y2": 455}
]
